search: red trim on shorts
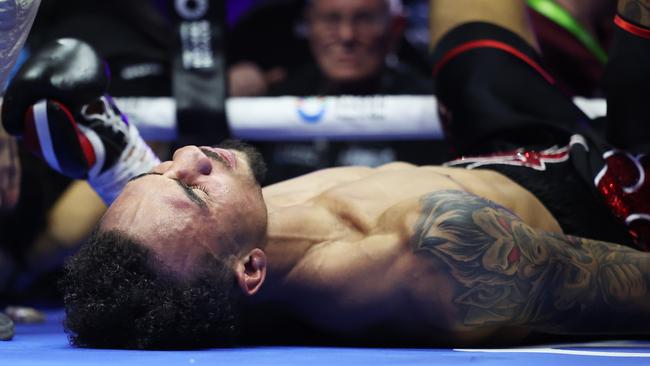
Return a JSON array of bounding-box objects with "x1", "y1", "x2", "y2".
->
[
  {"x1": 432, "y1": 39, "x2": 555, "y2": 84},
  {"x1": 614, "y1": 15, "x2": 650, "y2": 40}
]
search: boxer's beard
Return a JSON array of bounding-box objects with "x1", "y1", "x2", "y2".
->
[{"x1": 211, "y1": 139, "x2": 267, "y2": 185}]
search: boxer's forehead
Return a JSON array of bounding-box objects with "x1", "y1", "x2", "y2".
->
[
  {"x1": 101, "y1": 163, "x2": 267, "y2": 272},
  {"x1": 100, "y1": 176, "x2": 236, "y2": 269}
]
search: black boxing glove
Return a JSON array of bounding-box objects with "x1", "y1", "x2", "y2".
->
[{"x1": 1, "y1": 38, "x2": 160, "y2": 204}]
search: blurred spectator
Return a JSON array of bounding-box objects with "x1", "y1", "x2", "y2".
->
[
  {"x1": 227, "y1": 0, "x2": 312, "y2": 96},
  {"x1": 267, "y1": 0, "x2": 431, "y2": 95},
  {"x1": 228, "y1": 0, "x2": 434, "y2": 96},
  {"x1": 527, "y1": 0, "x2": 616, "y2": 97},
  {"x1": 230, "y1": 0, "x2": 444, "y2": 183}
]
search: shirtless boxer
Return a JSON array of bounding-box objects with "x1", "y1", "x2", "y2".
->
[{"x1": 3, "y1": 0, "x2": 650, "y2": 350}]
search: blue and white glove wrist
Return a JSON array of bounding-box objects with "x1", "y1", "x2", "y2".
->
[{"x1": 89, "y1": 121, "x2": 160, "y2": 205}]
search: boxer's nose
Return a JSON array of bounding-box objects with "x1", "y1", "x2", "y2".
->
[{"x1": 162, "y1": 145, "x2": 213, "y2": 182}]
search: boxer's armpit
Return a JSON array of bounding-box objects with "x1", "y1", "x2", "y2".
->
[
  {"x1": 410, "y1": 190, "x2": 650, "y2": 335},
  {"x1": 618, "y1": 0, "x2": 650, "y2": 27}
]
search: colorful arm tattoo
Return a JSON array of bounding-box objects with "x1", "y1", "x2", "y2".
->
[{"x1": 410, "y1": 190, "x2": 650, "y2": 335}]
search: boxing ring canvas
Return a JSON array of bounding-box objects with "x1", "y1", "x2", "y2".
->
[{"x1": 3, "y1": 309, "x2": 650, "y2": 366}]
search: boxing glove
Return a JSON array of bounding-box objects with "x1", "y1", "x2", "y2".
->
[{"x1": 1, "y1": 38, "x2": 160, "y2": 204}]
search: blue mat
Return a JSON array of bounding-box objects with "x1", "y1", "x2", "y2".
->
[{"x1": 3, "y1": 309, "x2": 650, "y2": 366}]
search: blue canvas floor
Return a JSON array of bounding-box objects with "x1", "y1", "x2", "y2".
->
[{"x1": 3, "y1": 309, "x2": 650, "y2": 366}]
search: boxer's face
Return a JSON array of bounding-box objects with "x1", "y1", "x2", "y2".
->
[
  {"x1": 307, "y1": 0, "x2": 395, "y2": 83},
  {"x1": 100, "y1": 142, "x2": 268, "y2": 275}
]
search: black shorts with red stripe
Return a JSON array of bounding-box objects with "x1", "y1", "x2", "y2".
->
[
  {"x1": 445, "y1": 136, "x2": 635, "y2": 249},
  {"x1": 432, "y1": 21, "x2": 650, "y2": 251}
]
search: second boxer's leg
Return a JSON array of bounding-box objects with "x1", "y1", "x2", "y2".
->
[
  {"x1": 429, "y1": 1, "x2": 591, "y2": 155},
  {"x1": 602, "y1": 1, "x2": 650, "y2": 153}
]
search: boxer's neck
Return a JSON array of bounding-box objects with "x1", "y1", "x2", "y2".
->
[{"x1": 246, "y1": 232, "x2": 316, "y2": 304}]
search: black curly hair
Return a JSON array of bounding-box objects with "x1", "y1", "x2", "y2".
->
[{"x1": 60, "y1": 229, "x2": 241, "y2": 349}]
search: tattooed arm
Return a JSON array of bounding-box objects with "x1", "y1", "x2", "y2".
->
[
  {"x1": 411, "y1": 190, "x2": 650, "y2": 337},
  {"x1": 618, "y1": 0, "x2": 650, "y2": 27}
]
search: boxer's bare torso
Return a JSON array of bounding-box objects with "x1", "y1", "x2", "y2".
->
[{"x1": 252, "y1": 162, "x2": 564, "y2": 344}]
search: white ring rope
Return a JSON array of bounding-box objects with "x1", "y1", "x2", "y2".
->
[{"x1": 113, "y1": 95, "x2": 608, "y2": 142}]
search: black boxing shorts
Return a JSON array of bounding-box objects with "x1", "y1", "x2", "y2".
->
[{"x1": 445, "y1": 136, "x2": 635, "y2": 248}]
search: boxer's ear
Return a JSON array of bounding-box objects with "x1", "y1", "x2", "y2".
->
[{"x1": 234, "y1": 248, "x2": 267, "y2": 296}]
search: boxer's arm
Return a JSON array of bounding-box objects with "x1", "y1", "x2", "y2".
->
[
  {"x1": 429, "y1": 0, "x2": 538, "y2": 50},
  {"x1": 412, "y1": 190, "x2": 650, "y2": 338},
  {"x1": 2, "y1": 38, "x2": 160, "y2": 204}
]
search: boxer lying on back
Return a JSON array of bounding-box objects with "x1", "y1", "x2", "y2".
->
[{"x1": 3, "y1": 0, "x2": 650, "y2": 349}]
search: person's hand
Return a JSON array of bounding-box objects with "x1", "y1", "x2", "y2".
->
[
  {"x1": 228, "y1": 61, "x2": 286, "y2": 97},
  {"x1": 0, "y1": 122, "x2": 20, "y2": 211}
]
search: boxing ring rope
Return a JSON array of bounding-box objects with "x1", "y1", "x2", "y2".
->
[{"x1": 114, "y1": 95, "x2": 608, "y2": 142}]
